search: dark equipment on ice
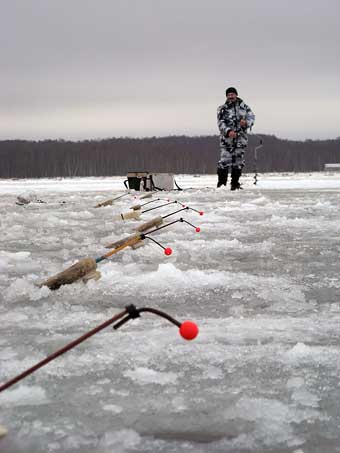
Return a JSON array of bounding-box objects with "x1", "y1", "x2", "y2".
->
[
  {"x1": 124, "y1": 172, "x2": 183, "y2": 191},
  {"x1": 124, "y1": 172, "x2": 174, "y2": 191},
  {"x1": 0, "y1": 305, "x2": 199, "y2": 394}
]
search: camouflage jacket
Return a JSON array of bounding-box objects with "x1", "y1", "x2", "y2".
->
[{"x1": 217, "y1": 97, "x2": 255, "y2": 148}]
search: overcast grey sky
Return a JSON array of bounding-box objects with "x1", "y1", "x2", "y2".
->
[{"x1": 1, "y1": 0, "x2": 339, "y2": 140}]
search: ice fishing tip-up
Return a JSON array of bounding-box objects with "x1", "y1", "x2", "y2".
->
[{"x1": 0, "y1": 304, "x2": 199, "y2": 394}]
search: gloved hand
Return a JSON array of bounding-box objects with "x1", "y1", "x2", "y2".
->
[
  {"x1": 240, "y1": 118, "x2": 247, "y2": 128},
  {"x1": 227, "y1": 130, "x2": 237, "y2": 139}
]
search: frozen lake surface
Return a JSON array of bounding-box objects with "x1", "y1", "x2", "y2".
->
[{"x1": 1, "y1": 173, "x2": 340, "y2": 453}]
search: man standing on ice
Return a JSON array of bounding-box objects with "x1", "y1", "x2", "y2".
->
[{"x1": 217, "y1": 87, "x2": 255, "y2": 190}]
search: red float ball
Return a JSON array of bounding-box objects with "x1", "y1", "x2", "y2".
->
[{"x1": 179, "y1": 321, "x2": 199, "y2": 340}]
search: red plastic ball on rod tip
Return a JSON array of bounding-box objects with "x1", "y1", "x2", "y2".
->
[
  {"x1": 195, "y1": 227, "x2": 201, "y2": 233},
  {"x1": 199, "y1": 211, "x2": 204, "y2": 216},
  {"x1": 164, "y1": 247, "x2": 172, "y2": 256},
  {"x1": 179, "y1": 321, "x2": 199, "y2": 340}
]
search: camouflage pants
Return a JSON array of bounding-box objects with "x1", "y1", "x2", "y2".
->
[{"x1": 218, "y1": 145, "x2": 245, "y2": 170}]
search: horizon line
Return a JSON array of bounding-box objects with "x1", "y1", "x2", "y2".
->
[{"x1": 1, "y1": 133, "x2": 340, "y2": 143}]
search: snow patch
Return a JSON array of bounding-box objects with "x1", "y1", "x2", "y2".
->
[
  {"x1": 124, "y1": 367, "x2": 178, "y2": 385},
  {"x1": 4, "y1": 278, "x2": 50, "y2": 302},
  {"x1": 102, "y1": 404, "x2": 123, "y2": 414},
  {"x1": 0, "y1": 385, "x2": 48, "y2": 406},
  {"x1": 98, "y1": 429, "x2": 141, "y2": 449}
]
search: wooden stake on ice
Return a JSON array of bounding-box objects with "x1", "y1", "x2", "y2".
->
[
  {"x1": 94, "y1": 191, "x2": 152, "y2": 208},
  {"x1": 38, "y1": 215, "x2": 164, "y2": 290},
  {"x1": 39, "y1": 225, "x2": 155, "y2": 290},
  {"x1": 135, "y1": 216, "x2": 163, "y2": 232},
  {"x1": 105, "y1": 216, "x2": 163, "y2": 249},
  {"x1": 94, "y1": 198, "x2": 115, "y2": 208},
  {"x1": 94, "y1": 192, "x2": 131, "y2": 208},
  {"x1": 112, "y1": 210, "x2": 141, "y2": 221},
  {"x1": 39, "y1": 257, "x2": 97, "y2": 290}
]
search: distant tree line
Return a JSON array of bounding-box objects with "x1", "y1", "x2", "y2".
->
[{"x1": 0, "y1": 135, "x2": 340, "y2": 178}]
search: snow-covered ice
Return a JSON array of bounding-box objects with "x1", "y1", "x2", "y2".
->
[{"x1": 1, "y1": 173, "x2": 340, "y2": 453}]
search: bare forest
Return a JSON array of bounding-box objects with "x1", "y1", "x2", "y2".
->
[{"x1": 1, "y1": 135, "x2": 340, "y2": 178}]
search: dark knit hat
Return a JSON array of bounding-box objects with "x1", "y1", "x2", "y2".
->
[{"x1": 226, "y1": 87, "x2": 238, "y2": 96}]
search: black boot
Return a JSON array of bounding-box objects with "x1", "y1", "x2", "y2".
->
[
  {"x1": 217, "y1": 168, "x2": 228, "y2": 188},
  {"x1": 231, "y1": 168, "x2": 242, "y2": 191}
]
